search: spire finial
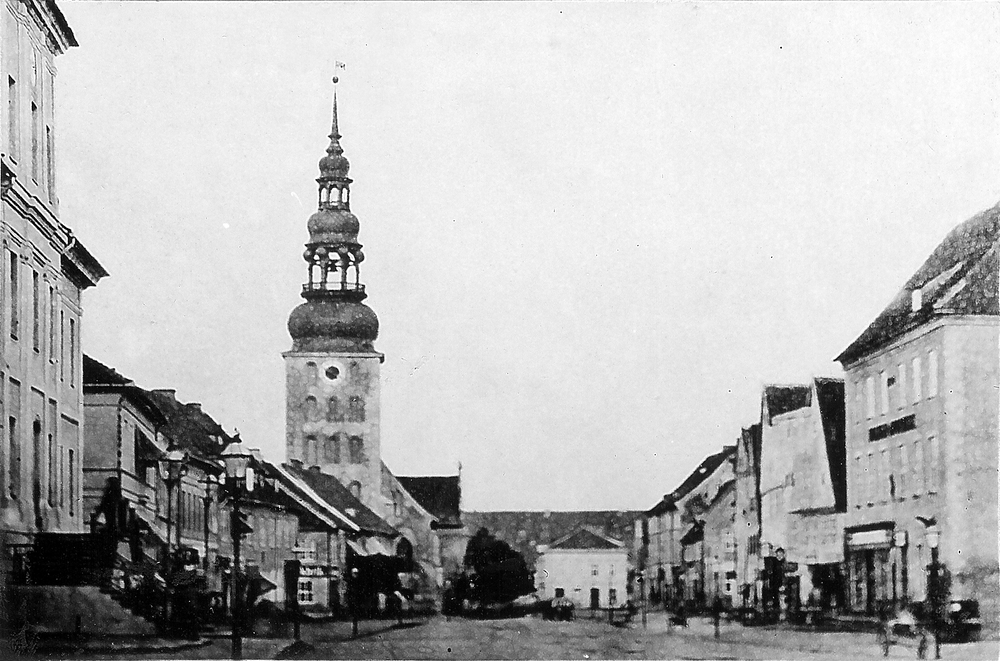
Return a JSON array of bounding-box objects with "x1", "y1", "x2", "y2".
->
[
  {"x1": 319, "y1": 64, "x2": 350, "y2": 179},
  {"x1": 330, "y1": 77, "x2": 340, "y2": 141}
]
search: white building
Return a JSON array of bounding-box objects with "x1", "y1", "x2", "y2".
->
[{"x1": 536, "y1": 526, "x2": 628, "y2": 609}]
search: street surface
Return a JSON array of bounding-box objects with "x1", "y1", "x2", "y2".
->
[{"x1": 32, "y1": 614, "x2": 1000, "y2": 660}]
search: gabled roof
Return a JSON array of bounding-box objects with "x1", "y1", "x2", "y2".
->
[
  {"x1": 283, "y1": 462, "x2": 397, "y2": 538},
  {"x1": 649, "y1": 446, "x2": 736, "y2": 516},
  {"x1": 146, "y1": 390, "x2": 231, "y2": 458},
  {"x1": 763, "y1": 384, "x2": 811, "y2": 424},
  {"x1": 83, "y1": 355, "x2": 167, "y2": 427},
  {"x1": 547, "y1": 526, "x2": 624, "y2": 551},
  {"x1": 837, "y1": 202, "x2": 1000, "y2": 365},
  {"x1": 395, "y1": 475, "x2": 462, "y2": 528},
  {"x1": 815, "y1": 377, "x2": 847, "y2": 512}
]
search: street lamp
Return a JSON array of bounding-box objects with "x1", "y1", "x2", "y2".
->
[
  {"x1": 201, "y1": 474, "x2": 218, "y2": 571},
  {"x1": 926, "y1": 525, "x2": 942, "y2": 660},
  {"x1": 222, "y1": 434, "x2": 253, "y2": 661},
  {"x1": 158, "y1": 446, "x2": 189, "y2": 567}
]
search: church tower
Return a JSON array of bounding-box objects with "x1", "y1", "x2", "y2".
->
[{"x1": 284, "y1": 83, "x2": 384, "y2": 512}]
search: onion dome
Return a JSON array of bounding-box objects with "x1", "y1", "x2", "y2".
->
[
  {"x1": 307, "y1": 208, "x2": 359, "y2": 245},
  {"x1": 288, "y1": 298, "x2": 379, "y2": 353}
]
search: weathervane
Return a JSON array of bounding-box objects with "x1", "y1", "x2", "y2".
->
[{"x1": 333, "y1": 60, "x2": 346, "y2": 85}]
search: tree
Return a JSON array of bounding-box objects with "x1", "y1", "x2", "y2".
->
[{"x1": 462, "y1": 528, "x2": 534, "y2": 604}]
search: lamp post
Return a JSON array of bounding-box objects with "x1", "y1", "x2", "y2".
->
[
  {"x1": 222, "y1": 434, "x2": 253, "y2": 661},
  {"x1": 159, "y1": 446, "x2": 189, "y2": 567},
  {"x1": 926, "y1": 526, "x2": 942, "y2": 660},
  {"x1": 201, "y1": 474, "x2": 218, "y2": 571}
]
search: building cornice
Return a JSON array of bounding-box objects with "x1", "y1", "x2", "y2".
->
[{"x1": 841, "y1": 314, "x2": 999, "y2": 372}]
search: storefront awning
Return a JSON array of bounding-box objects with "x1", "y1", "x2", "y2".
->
[{"x1": 346, "y1": 537, "x2": 395, "y2": 557}]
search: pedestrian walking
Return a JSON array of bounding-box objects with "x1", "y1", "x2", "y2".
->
[{"x1": 711, "y1": 595, "x2": 723, "y2": 639}]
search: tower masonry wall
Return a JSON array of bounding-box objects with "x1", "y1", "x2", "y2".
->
[{"x1": 284, "y1": 351, "x2": 382, "y2": 513}]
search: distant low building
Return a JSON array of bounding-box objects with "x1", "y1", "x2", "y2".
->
[{"x1": 536, "y1": 527, "x2": 628, "y2": 609}]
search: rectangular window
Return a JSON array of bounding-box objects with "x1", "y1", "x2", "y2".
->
[
  {"x1": 69, "y1": 318, "x2": 75, "y2": 386},
  {"x1": 58, "y1": 445, "x2": 64, "y2": 507},
  {"x1": 7, "y1": 415, "x2": 17, "y2": 499},
  {"x1": 9, "y1": 251, "x2": 18, "y2": 339},
  {"x1": 865, "y1": 376, "x2": 875, "y2": 419},
  {"x1": 31, "y1": 270, "x2": 38, "y2": 351},
  {"x1": 591, "y1": 565, "x2": 599, "y2": 577},
  {"x1": 45, "y1": 126, "x2": 53, "y2": 201},
  {"x1": 913, "y1": 440, "x2": 923, "y2": 496},
  {"x1": 867, "y1": 452, "x2": 875, "y2": 504},
  {"x1": 46, "y1": 399, "x2": 56, "y2": 505},
  {"x1": 8, "y1": 76, "x2": 17, "y2": 160},
  {"x1": 928, "y1": 437, "x2": 940, "y2": 493},
  {"x1": 879, "y1": 372, "x2": 889, "y2": 415},
  {"x1": 912, "y1": 356, "x2": 921, "y2": 403},
  {"x1": 48, "y1": 287, "x2": 55, "y2": 361},
  {"x1": 30, "y1": 101, "x2": 37, "y2": 181},
  {"x1": 927, "y1": 351, "x2": 938, "y2": 398},
  {"x1": 899, "y1": 443, "x2": 908, "y2": 496},
  {"x1": 879, "y1": 449, "x2": 888, "y2": 502},
  {"x1": 297, "y1": 579, "x2": 314, "y2": 604},
  {"x1": 897, "y1": 363, "x2": 906, "y2": 409},
  {"x1": 68, "y1": 447, "x2": 74, "y2": 515},
  {"x1": 59, "y1": 310, "x2": 64, "y2": 380}
]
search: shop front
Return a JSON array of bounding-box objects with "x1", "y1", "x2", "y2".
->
[{"x1": 845, "y1": 525, "x2": 893, "y2": 614}]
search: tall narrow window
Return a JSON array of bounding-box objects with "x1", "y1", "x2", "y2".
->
[
  {"x1": 879, "y1": 372, "x2": 889, "y2": 416},
  {"x1": 927, "y1": 351, "x2": 939, "y2": 398},
  {"x1": 898, "y1": 443, "x2": 908, "y2": 496},
  {"x1": 47, "y1": 425, "x2": 55, "y2": 505},
  {"x1": 326, "y1": 396, "x2": 342, "y2": 422},
  {"x1": 48, "y1": 287, "x2": 55, "y2": 360},
  {"x1": 911, "y1": 356, "x2": 921, "y2": 403},
  {"x1": 349, "y1": 436, "x2": 363, "y2": 464},
  {"x1": 8, "y1": 77, "x2": 17, "y2": 160},
  {"x1": 9, "y1": 251, "x2": 18, "y2": 339},
  {"x1": 348, "y1": 396, "x2": 365, "y2": 422},
  {"x1": 8, "y1": 416, "x2": 17, "y2": 499},
  {"x1": 29, "y1": 101, "x2": 38, "y2": 181},
  {"x1": 68, "y1": 448, "x2": 74, "y2": 516},
  {"x1": 304, "y1": 396, "x2": 318, "y2": 422},
  {"x1": 45, "y1": 126, "x2": 53, "y2": 202},
  {"x1": 879, "y1": 449, "x2": 889, "y2": 502},
  {"x1": 68, "y1": 318, "x2": 76, "y2": 386},
  {"x1": 865, "y1": 376, "x2": 875, "y2": 419},
  {"x1": 912, "y1": 440, "x2": 923, "y2": 496},
  {"x1": 31, "y1": 270, "x2": 39, "y2": 351},
  {"x1": 330, "y1": 433, "x2": 341, "y2": 464},
  {"x1": 58, "y1": 445, "x2": 64, "y2": 507},
  {"x1": 928, "y1": 437, "x2": 940, "y2": 493},
  {"x1": 896, "y1": 363, "x2": 906, "y2": 409},
  {"x1": 59, "y1": 310, "x2": 64, "y2": 380}
]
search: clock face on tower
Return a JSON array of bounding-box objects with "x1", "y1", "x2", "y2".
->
[
  {"x1": 321, "y1": 359, "x2": 347, "y2": 385},
  {"x1": 325, "y1": 365, "x2": 340, "y2": 381}
]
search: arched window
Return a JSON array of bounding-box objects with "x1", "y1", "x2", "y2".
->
[
  {"x1": 327, "y1": 396, "x2": 343, "y2": 423},
  {"x1": 327, "y1": 433, "x2": 342, "y2": 464},
  {"x1": 304, "y1": 396, "x2": 318, "y2": 423},
  {"x1": 347, "y1": 396, "x2": 365, "y2": 422},
  {"x1": 304, "y1": 435, "x2": 317, "y2": 465},
  {"x1": 349, "y1": 481, "x2": 362, "y2": 500},
  {"x1": 395, "y1": 538, "x2": 414, "y2": 572},
  {"x1": 305, "y1": 362, "x2": 318, "y2": 383},
  {"x1": 348, "y1": 436, "x2": 364, "y2": 464}
]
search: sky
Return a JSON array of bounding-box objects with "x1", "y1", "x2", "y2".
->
[{"x1": 55, "y1": 2, "x2": 1000, "y2": 511}]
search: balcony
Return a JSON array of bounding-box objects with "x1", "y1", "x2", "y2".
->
[{"x1": 302, "y1": 281, "x2": 365, "y2": 295}]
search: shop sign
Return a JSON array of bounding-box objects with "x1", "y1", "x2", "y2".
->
[
  {"x1": 299, "y1": 564, "x2": 338, "y2": 579},
  {"x1": 847, "y1": 529, "x2": 892, "y2": 549}
]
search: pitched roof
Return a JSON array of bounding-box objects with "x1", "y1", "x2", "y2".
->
[
  {"x1": 815, "y1": 377, "x2": 847, "y2": 512},
  {"x1": 837, "y1": 202, "x2": 1000, "y2": 365},
  {"x1": 547, "y1": 526, "x2": 624, "y2": 551},
  {"x1": 395, "y1": 475, "x2": 462, "y2": 528},
  {"x1": 282, "y1": 462, "x2": 397, "y2": 538},
  {"x1": 648, "y1": 446, "x2": 737, "y2": 516},
  {"x1": 146, "y1": 390, "x2": 232, "y2": 458},
  {"x1": 462, "y1": 510, "x2": 641, "y2": 569},
  {"x1": 83, "y1": 354, "x2": 167, "y2": 427},
  {"x1": 763, "y1": 384, "x2": 811, "y2": 424}
]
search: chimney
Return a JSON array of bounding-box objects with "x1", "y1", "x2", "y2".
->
[
  {"x1": 911, "y1": 288, "x2": 923, "y2": 312},
  {"x1": 290, "y1": 459, "x2": 303, "y2": 469},
  {"x1": 189, "y1": 403, "x2": 202, "y2": 412},
  {"x1": 308, "y1": 465, "x2": 321, "y2": 473},
  {"x1": 152, "y1": 388, "x2": 177, "y2": 400}
]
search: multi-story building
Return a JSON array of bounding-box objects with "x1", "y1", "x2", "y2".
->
[
  {"x1": 701, "y1": 480, "x2": 736, "y2": 607},
  {"x1": 641, "y1": 446, "x2": 736, "y2": 609},
  {"x1": 0, "y1": 0, "x2": 106, "y2": 595},
  {"x1": 733, "y1": 423, "x2": 761, "y2": 611},
  {"x1": 836, "y1": 203, "x2": 999, "y2": 630},
  {"x1": 758, "y1": 379, "x2": 847, "y2": 618},
  {"x1": 535, "y1": 526, "x2": 628, "y2": 609}
]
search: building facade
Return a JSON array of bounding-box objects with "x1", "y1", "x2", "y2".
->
[
  {"x1": 535, "y1": 527, "x2": 628, "y2": 609},
  {"x1": 836, "y1": 203, "x2": 999, "y2": 630},
  {"x1": 733, "y1": 423, "x2": 761, "y2": 611}
]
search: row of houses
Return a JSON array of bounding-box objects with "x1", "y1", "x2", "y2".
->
[
  {"x1": 637, "y1": 203, "x2": 999, "y2": 633},
  {"x1": 0, "y1": 0, "x2": 468, "y2": 638}
]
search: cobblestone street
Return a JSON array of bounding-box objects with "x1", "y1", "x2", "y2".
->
[{"x1": 22, "y1": 612, "x2": 999, "y2": 660}]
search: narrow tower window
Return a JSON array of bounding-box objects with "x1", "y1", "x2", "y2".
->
[
  {"x1": 9, "y1": 251, "x2": 19, "y2": 339},
  {"x1": 326, "y1": 396, "x2": 342, "y2": 422},
  {"x1": 348, "y1": 396, "x2": 365, "y2": 422},
  {"x1": 304, "y1": 396, "x2": 318, "y2": 423},
  {"x1": 31, "y1": 270, "x2": 39, "y2": 351},
  {"x1": 348, "y1": 436, "x2": 364, "y2": 464}
]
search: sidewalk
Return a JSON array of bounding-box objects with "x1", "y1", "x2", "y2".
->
[{"x1": 3, "y1": 632, "x2": 212, "y2": 658}]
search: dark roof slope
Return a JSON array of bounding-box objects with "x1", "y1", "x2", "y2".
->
[
  {"x1": 548, "y1": 526, "x2": 624, "y2": 551},
  {"x1": 396, "y1": 475, "x2": 462, "y2": 528},
  {"x1": 463, "y1": 510, "x2": 641, "y2": 569},
  {"x1": 837, "y1": 203, "x2": 1000, "y2": 365},
  {"x1": 648, "y1": 446, "x2": 737, "y2": 516},
  {"x1": 284, "y1": 463, "x2": 397, "y2": 537},
  {"x1": 763, "y1": 385, "x2": 811, "y2": 424},
  {"x1": 83, "y1": 355, "x2": 167, "y2": 427},
  {"x1": 815, "y1": 377, "x2": 847, "y2": 512},
  {"x1": 146, "y1": 390, "x2": 231, "y2": 458}
]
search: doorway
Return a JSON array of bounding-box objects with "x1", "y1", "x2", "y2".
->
[{"x1": 590, "y1": 588, "x2": 600, "y2": 609}]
